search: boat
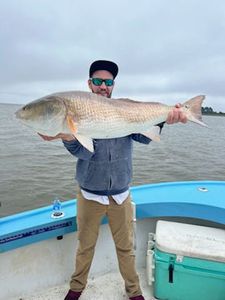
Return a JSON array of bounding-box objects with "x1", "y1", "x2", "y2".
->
[{"x1": 1, "y1": 180, "x2": 225, "y2": 300}]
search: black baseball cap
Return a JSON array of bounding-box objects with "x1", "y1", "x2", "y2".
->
[{"x1": 89, "y1": 60, "x2": 119, "y2": 79}]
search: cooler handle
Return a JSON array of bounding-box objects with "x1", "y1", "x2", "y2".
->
[{"x1": 169, "y1": 263, "x2": 174, "y2": 283}]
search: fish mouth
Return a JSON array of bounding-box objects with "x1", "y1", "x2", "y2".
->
[
  {"x1": 15, "y1": 108, "x2": 29, "y2": 122},
  {"x1": 15, "y1": 109, "x2": 22, "y2": 119}
]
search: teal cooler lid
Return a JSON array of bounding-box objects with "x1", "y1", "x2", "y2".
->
[{"x1": 155, "y1": 221, "x2": 225, "y2": 263}]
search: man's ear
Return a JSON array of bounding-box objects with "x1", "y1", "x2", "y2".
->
[{"x1": 87, "y1": 79, "x2": 92, "y2": 91}]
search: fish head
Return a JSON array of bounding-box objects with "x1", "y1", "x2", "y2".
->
[{"x1": 15, "y1": 95, "x2": 67, "y2": 135}]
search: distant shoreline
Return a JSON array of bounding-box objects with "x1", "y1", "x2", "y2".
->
[
  {"x1": 0, "y1": 102, "x2": 21, "y2": 106},
  {"x1": 202, "y1": 107, "x2": 225, "y2": 116},
  {"x1": 202, "y1": 112, "x2": 225, "y2": 117}
]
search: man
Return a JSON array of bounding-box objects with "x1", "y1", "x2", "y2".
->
[{"x1": 40, "y1": 60, "x2": 187, "y2": 300}]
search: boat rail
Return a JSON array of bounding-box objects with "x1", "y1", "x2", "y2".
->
[{"x1": 1, "y1": 180, "x2": 225, "y2": 253}]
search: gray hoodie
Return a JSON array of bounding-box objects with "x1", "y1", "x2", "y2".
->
[{"x1": 63, "y1": 134, "x2": 151, "y2": 195}]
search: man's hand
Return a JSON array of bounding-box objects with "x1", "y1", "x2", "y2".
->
[
  {"x1": 38, "y1": 133, "x2": 76, "y2": 141},
  {"x1": 166, "y1": 104, "x2": 188, "y2": 125}
]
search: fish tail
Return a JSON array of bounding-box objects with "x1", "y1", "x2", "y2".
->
[{"x1": 183, "y1": 95, "x2": 208, "y2": 127}]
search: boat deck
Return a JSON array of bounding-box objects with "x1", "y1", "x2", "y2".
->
[{"x1": 16, "y1": 268, "x2": 155, "y2": 300}]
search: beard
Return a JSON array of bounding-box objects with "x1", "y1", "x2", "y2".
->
[{"x1": 92, "y1": 88, "x2": 112, "y2": 98}]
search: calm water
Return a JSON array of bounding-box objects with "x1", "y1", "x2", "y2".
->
[{"x1": 0, "y1": 103, "x2": 225, "y2": 217}]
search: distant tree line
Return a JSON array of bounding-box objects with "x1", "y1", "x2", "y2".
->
[{"x1": 202, "y1": 107, "x2": 225, "y2": 116}]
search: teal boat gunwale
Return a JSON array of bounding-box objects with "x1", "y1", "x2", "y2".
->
[{"x1": 1, "y1": 180, "x2": 225, "y2": 253}]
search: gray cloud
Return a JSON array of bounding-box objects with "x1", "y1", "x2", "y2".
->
[{"x1": 0, "y1": 0, "x2": 225, "y2": 111}]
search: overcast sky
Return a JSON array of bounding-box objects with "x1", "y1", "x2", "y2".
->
[{"x1": 1, "y1": 0, "x2": 225, "y2": 111}]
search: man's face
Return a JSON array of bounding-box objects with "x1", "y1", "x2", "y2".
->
[{"x1": 88, "y1": 70, "x2": 114, "y2": 98}]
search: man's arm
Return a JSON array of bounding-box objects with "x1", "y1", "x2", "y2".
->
[{"x1": 131, "y1": 133, "x2": 152, "y2": 144}]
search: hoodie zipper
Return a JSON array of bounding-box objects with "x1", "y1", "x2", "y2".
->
[{"x1": 109, "y1": 146, "x2": 112, "y2": 189}]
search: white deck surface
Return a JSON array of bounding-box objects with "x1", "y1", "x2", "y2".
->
[{"x1": 22, "y1": 268, "x2": 155, "y2": 300}]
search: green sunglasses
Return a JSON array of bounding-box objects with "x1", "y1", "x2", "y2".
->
[{"x1": 90, "y1": 78, "x2": 114, "y2": 87}]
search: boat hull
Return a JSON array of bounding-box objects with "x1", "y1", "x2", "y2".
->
[{"x1": 1, "y1": 181, "x2": 225, "y2": 299}]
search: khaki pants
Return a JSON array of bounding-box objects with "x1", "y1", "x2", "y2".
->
[{"x1": 70, "y1": 190, "x2": 142, "y2": 298}]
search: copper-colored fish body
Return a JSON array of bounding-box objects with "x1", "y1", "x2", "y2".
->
[{"x1": 15, "y1": 91, "x2": 206, "y2": 152}]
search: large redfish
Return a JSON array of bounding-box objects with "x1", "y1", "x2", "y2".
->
[{"x1": 15, "y1": 91, "x2": 207, "y2": 152}]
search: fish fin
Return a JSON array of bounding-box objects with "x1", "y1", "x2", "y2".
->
[
  {"x1": 66, "y1": 115, "x2": 94, "y2": 152},
  {"x1": 183, "y1": 95, "x2": 208, "y2": 127},
  {"x1": 74, "y1": 134, "x2": 94, "y2": 153},
  {"x1": 66, "y1": 115, "x2": 77, "y2": 134},
  {"x1": 141, "y1": 126, "x2": 161, "y2": 142}
]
